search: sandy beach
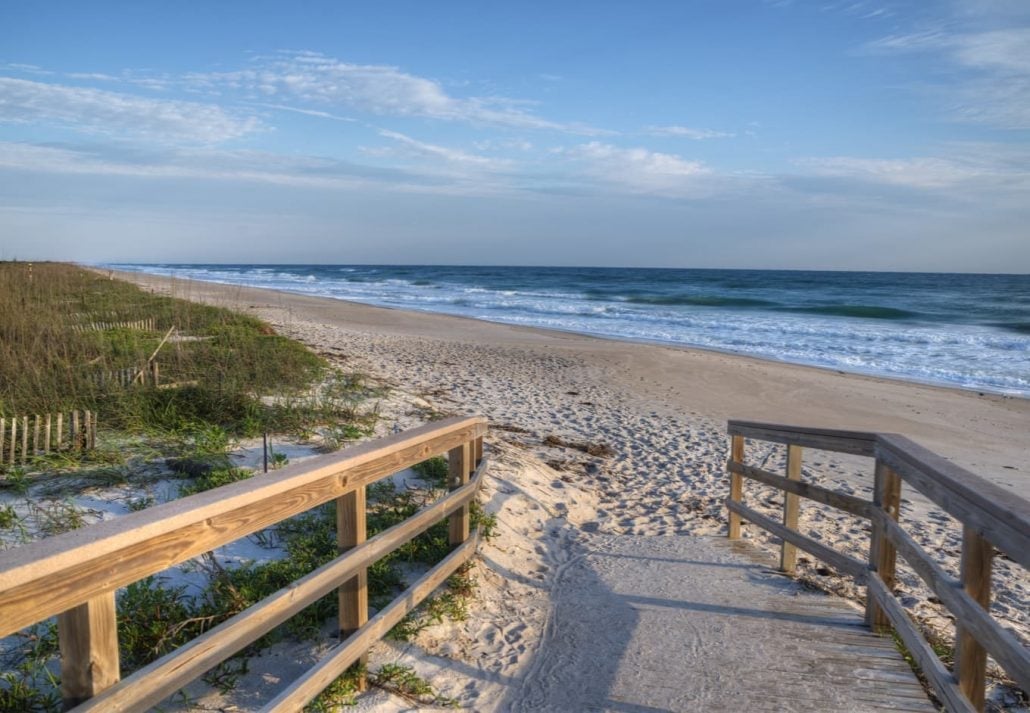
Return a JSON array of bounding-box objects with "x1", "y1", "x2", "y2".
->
[{"x1": 113, "y1": 270, "x2": 1030, "y2": 709}]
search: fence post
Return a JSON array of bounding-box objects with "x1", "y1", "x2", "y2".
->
[
  {"x1": 0, "y1": 418, "x2": 4, "y2": 461},
  {"x1": 956, "y1": 526, "x2": 993, "y2": 711},
  {"x1": 8, "y1": 417, "x2": 14, "y2": 465},
  {"x1": 57, "y1": 593, "x2": 120, "y2": 709},
  {"x1": 449, "y1": 441, "x2": 471, "y2": 546},
  {"x1": 56, "y1": 413, "x2": 63, "y2": 451},
  {"x1": 33, "y1": 415, "x2": 40, "y2": 455},
  {"x1": 780, "y1": 444, "x2": 803, "y2": 573},
  {"x1": 44, "y1": 413, "x2": 52, "y2": 453},
  {"x1": 71, "y1": 411, "x2": 79, "y2": 452},
  {"x1": 20, "y1": 416, "x2": 28, "y2": 464},
  {"x1": 151, "y1": 360, "x2": 160, "y2": 387},
  {"x1": 337, "y1": 486, "x2": 368, "y2": 689},
  {"x1": 727, "y1": 435, "x2": 745, "y2": 539},
  {"x1": 866, "y1": 460, "x2": 901, "y2": 630}
]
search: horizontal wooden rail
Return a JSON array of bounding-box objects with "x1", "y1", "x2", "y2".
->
[
  {"x1": 0, "y1": 416, "x2": 487, "y2": 637},
  {"x1": 725, "y1": 420, "x2": 1029, "y2": 712},
  {"x1": 725, "y1": 499, "x2": 867, "y2": 580},
  {"x1": 728, "y1": 420, "x2": 878, "y2": 457},
  {"x1": 0, "y1": 415, "x2": 490, "y2": 710},
  {"x1": 73, "y1": 457, "x2": 489, "y2": 712},
  {"x1": 263, "y1": 531, "x2": 481, "y2": 711}
]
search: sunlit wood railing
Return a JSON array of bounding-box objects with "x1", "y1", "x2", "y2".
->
[
  {"x1": 0, "y1": 415, "x2": 488, "y2": 711},
  {"x1": 726, "y1": 420, "x2": 1029, "y2": 713}
]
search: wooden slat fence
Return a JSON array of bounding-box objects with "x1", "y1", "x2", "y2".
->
[
  {"x1": 86, "y1": 362, "x2": 160, "y2": 389},
  {"x1": 71, "y1": 318, "x2": 156, "y2": 333},
  {"x1": 726, "y1": 420, "x2": 1029, "y2": 712},
  {"x1": 0, "y1": 415, "x2": 488, "y2": 711},
  {"x1": 0, "y1": 410, "x2": 97, "y2": 465}
]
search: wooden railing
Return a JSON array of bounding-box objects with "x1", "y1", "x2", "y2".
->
[
  {"x1": 0, "y1": 415, "x2": 488, "y2": 711},
  {"x1": 725, "y1": 421, "x2": 1029, "y2": 712}
]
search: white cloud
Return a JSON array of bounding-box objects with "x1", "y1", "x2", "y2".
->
[
  {"x1": 557, "y1": 142, "x2": 710, "y2": 196},
  {"x1": 646, "y1": 125, "x2": 734, "y2": 140},
  {"x1": 0, "y1": 77, "x2": 262, "y2": 143},
  {"x1": 182, "y1": 52, "x2": 608, "y2": 134}
]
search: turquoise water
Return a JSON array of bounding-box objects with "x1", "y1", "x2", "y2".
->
[{"x1": 110, "y1": 264, "x2": 1030, "y2": 397}]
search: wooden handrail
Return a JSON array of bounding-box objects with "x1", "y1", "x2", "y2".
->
[
  {"x1": 725, "y1": 420, "x2": 1029, "y2": 712},
  {"x1": 0, "y1": 415, "x2": 489, "y2": 710}
]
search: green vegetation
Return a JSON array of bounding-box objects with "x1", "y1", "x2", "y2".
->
[
  {"x1": 0, "y1": 264, "x2": 491, "y2": 711},
  {"x1": 0, "y1": 262, "x2": 323, "y2": 434}
]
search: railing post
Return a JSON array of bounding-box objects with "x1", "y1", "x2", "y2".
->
[
  {"x1": 58, "y1": 593, "x2": 120, "y2": 709},
  {"x1": 337, "y1": 485, "x2": 368, "y2": 689},
  {"x1": 449, "y1": 441, "x2": 472, "y2": 545},
  {"x1": 780, "y1": 445, "x2": 803, "y2": 573},
  {"x1": 956, "y1": 526, "x2": 993, "y2": 711},
  {"x1": 727, "y1": 435, "x2": 745, "y2": 539},
  {"x1": 866, "y1": 459, "x2": 901, "y2": 631}
]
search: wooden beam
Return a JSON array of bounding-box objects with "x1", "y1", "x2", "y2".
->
[
  {"x1": 0, "y1": 416, "x2": 488, "y2": 637},
  {"x1": 73, "y1": 461, "x2": 487, "y2": 712},
  {"x1": 956, "y1": 526, "x2": 994, "y2": 711},
  {"x1": 866, "y1": 461, "x2": 901, "y2": 631},
  {"x1": 878, "y1": 514, "x2": 1029, "y2": 693},
  {"x1": 262, "y1": 532, "x2": 481, "y2": 712},
  {"x1": 58, "y1": 593, "x2": 120, "y2": 709},
  {"x1": 727, "y1": 461, "x2": 874, "y2": 519},
  {"x1": 728, "y1": 420, "x2": 877, "y2": 457},
  {"x1": 876, "y1": 434, "x2": 1030, "y2": 570},
  {"x1": 866, "y1": 575, "x2": 974, "y2": 713},
  {"x1": 780, "y1": 445, "x2": 803, "y2": 574},
  {"x1": 448, "y1": 441, "x2": 471, "y2": 546},
  {"x1": 725, "y1": 498, "x2": 867, "y2": 580},
  {"x1": 727, "y1": 435, "x2": 745, "y2": 539},
  {"x1": 337, "y1": 485, "x2": 368, "y2": 690}
]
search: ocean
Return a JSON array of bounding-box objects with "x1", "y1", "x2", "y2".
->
[{"x1": 108, "y1": 264, "x2": 1030, "y2": 398}]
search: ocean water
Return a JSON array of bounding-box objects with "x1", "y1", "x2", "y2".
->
[{"x1": 109, "y1": 264, "x2": 1030, "y2": 398}]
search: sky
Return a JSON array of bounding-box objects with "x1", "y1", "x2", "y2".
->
[{"x1": 0, "y1": 0, "x2": 1028, "y2": 271}]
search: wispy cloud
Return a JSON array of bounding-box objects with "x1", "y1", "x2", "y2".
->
[
  {"x1": 0, "y1": 77, "x2": 263, "y2": 143},
  {"x1": 645, "y1": 125, "x2": 734, "y2": 140},
  {"x1": 795, "y1": 146, "x2": 1030, "y2": 190},
  {"x1": 867, "y1": 24, "x2": 1030, "y2": 128},
  {"x1": 181, "y1": 51, "x2": 609, "y2": 134},
  {"x1": 371, "y1": 129, "x2": 509, "y2": 168}
]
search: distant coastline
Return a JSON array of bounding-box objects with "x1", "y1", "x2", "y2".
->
[{"x1": 108, "y1": 263, "x2": 1030, "y2": 399}]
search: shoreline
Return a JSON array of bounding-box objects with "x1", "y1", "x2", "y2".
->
[
  {"x1": 102, "y1": 264, "x2": 1030, "y2": 402},
  {"x1": 106, "y1": 266, "x2": 1027, "y2": 404},
  {"x1": 112, "y1": 267, "x2": 1030, "y2": 490}
]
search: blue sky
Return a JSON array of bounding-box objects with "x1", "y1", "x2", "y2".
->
[{"x1": 1, "y1": 0, "x2": 1028, "y2": 271}]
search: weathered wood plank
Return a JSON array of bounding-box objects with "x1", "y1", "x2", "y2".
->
[
  {"x1": 448, "y1": 441, "x2": 471, "y2": 546},
  {"x1": 727, "y1": 461, "x2": 874, "y2": 519},
  {"x1": 728, "y1": 435, "x2": 745, "y2": 539},
  {"x1": 876, "y1": 434, "x2": 1030, "y2": 569},
  {"x1": 865, "y1": 575, "x2": 974, "y2": 713},
  {"x1": 956, "y1": 526, "x2": 994, "y2": 710},
  {"x1": 724, "y1": 498, "x2": 867, "y2": 579},
  {"x1": 878, "y1": 515, "x2": 1029, "y2": 693},
  {"x1": 58, "y1": 593, "x2": 120, "y2": 709},
  {"x1": 0, "y1": 416, "x2": 488, "y2": 637},
  {"x1": 73, "y1": 461, "x2": 487, "y2": 712},
  {"x1": 781, "y1": 444, "x2": 803, "y2": 573},
  {"x1": 262, "y1": 531, "x2": 481, "y2": 712},
  {"x1": 728, "y1": 420, "x2": 877, "y2": 456},
  {"x1": 866, "y1": 461, "x2": 901, "y2": 631},
  {"x1": 337, "y1": 484, "x2": 368, "y2": 690}
]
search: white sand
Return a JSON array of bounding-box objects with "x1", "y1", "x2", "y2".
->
[{"x1": 113, "y1": 272, "x2": 1030, "y2": 709}]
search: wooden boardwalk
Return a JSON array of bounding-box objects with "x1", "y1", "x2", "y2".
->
[{"x1": 508, "y1": 534, "x2": 933, "y2": 712}]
